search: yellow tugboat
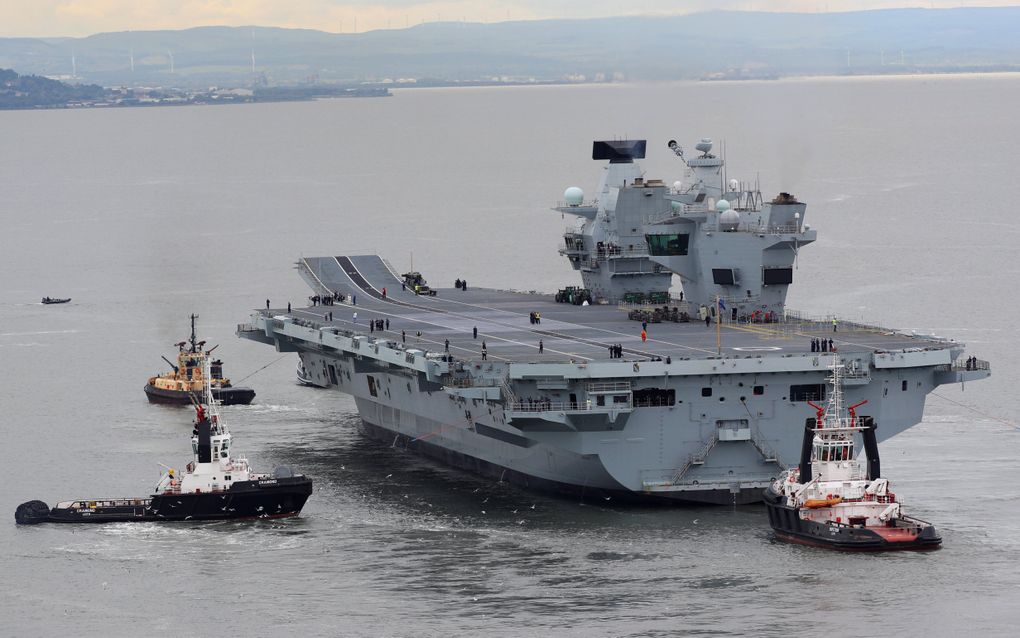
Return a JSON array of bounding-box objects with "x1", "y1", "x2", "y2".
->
[{"x1": 144, "y1": 314, "x2": 255, "y2": 406}]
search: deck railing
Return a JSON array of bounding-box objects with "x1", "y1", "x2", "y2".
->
[
  {"x1": 939, "y1": 358, "x2": 990, "y2": 372},
  {"x1": 55, "y1": 498, "x2": 152, "y2": 509},
  {"x1": 587, "y1": 381, "x2": 632, "y2": 393},
  {"x1": 507, "y1": 398, "x2": 631, "y2": 412}
]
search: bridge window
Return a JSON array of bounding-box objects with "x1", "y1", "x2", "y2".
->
[
  {"x1": 753, "y1": 385, "x2": 764, "y2": 395},
  {"x1": 816, "y1": 440, "x2": 854, "y2": 462},
  {"x1": 901, "y1": 380, "x2": 908, "y2": 391},
  {"x1": 646, "y1": 233, "x2": 690, "y2": 256},
  {"x1": 762, "y1": 267, "x2": 794, "y2": 285},
  {"x1": 701, "y1": 387, "x2": 712, "y2": 397},
  {"x1": 790, "y1": 384, "x2": 826, "y2": 402},
  {"x1": 712, "y1": 268, "x2": 736, "y2": 285},
  {"x1": 367, "y1": 375, "x2": 378, "y2": 397}
]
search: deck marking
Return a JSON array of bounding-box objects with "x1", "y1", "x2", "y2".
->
[{"x1": 335, "y1": 256, "x2": 715, "y2": 357}]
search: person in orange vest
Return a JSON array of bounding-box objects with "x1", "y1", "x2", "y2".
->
[{"x1": 640, "y1": 330, "x2": 647, "y2": 342}]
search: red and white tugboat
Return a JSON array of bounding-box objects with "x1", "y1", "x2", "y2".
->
[
  {"x1": 763, "y1": 357, "x2": 941, "y2": 551},
  {"x1": 15, "y1": 360, "x2": 311, "y2": 525}
]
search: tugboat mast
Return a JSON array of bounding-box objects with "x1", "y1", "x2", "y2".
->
[{"x1": 189, "y1": 313, "x2": 200, "y2": 353}]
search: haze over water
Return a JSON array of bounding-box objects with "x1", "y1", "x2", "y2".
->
[{"x1": 1, "y1": 75, "x2": 1018, "y2": 636}]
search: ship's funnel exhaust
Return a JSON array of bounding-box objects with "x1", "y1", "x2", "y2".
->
[
  {"x1": 861, "y1": 416, "x2": 880, "y2": 480},
  {"x1": 798, "y1": 418, "x2": 814, "y2": 484},
  {"x1": 197, "y1": 417, "x2": 212, "y2": 463}
]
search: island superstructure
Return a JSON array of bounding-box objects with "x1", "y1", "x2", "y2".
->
[{"x1": 237, "y1": 137, "x2": 989, "y2": 505}]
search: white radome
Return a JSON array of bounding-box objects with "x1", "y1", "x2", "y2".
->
[
  {"x1": 716, "y1": 199, "x2": 731, "y2": 212},
  {"x1": 564, "y1": 186, "x2": 584, "y2": 206},
  {"x1": 719, "y1": 209, "x2": 740, "y2": 230}
]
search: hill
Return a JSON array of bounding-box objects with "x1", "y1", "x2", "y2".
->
[
  {"x1": 1, "y1": 8, "x2": 1019, "y2": 88},
  {"x1": 0, "y1": 68, "x2": 105, "y2": 108}
]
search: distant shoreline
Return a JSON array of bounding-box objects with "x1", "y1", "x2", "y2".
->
[{"x1": 4, "y1": 68, "x2": 1019, "y2": 112}]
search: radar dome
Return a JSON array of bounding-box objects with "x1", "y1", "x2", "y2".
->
[
  {"x1": 728, "y1": 178, "x2": 739, "y2": 192},
  {"x1": 672, "y1": 180, "x2": 683, "y2": 192},
  {"x1": 564, "y1": 186, "x2": 584, "y2": 206},
  {"x1": 671, "y1": 200, "x2": 683, "y2": 212},
  {"x1": 716, "y1": 199, "x2": 731, "y2": 212},
  {"x1": 695, "y1": 138, "x2": 713, "y2": 154},
  {"x1": 719, "y1": 209, "x2": 740, "y2": 231}
]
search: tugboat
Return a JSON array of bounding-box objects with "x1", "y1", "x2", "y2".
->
[
  {"x1": 41, "y1": 297, "x2": 71, "y2": 304},
  {"x1": 16, "y1": 360, "x2": 312, "y2": 525},
  {"x1": 144, "y1": 314, "x2": 255, "y2": 405},
  {"x1": 763, "y1": 357, "x2": 942, "y2": 551}
]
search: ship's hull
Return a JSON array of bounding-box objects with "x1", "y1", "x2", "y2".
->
[
  {"x1": 361, "y1": 418, "x2": 757, "y2": 505},
  {"x1": 237, "y1": 253, "x2": 987, "y2": 507},
  {"x1": 15, "y1": 477, "x2": 312, "y2": 524},
  {"x1": 143, "y1": 383, "x2": 256, "y2": 405},
  {"x1": 296, "y1": 347, "x2": 944, "y2": 506},
  {"x1": 762, "y1": 487, "x2": 941, "y2": 551}
]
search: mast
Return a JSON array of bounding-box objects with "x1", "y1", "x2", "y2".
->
[
  {"x1": 203, "y1": 355, "x2": 215, "y2": 410},
  {"x1": 715, "y1": 295, "x2": 721, "y2": 356},
  {"x1": 189, "y1": 313, "x2": 199, "y2": 352}
]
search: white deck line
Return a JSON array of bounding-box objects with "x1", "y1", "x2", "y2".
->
[{"x1": 341, "y1": 256, "x2": 717, "y2": 357}]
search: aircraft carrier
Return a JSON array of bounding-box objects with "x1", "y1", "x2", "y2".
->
[{"x1": 237, "y1": 138, "x2": 990, "y2": 504}]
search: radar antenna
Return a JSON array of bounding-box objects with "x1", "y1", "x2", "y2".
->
[{"x1": 667, "y1": 139, "x2": 684, "y2": 160}]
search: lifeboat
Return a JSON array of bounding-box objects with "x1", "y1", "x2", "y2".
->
[{"x1": 803, "y1": 496, "x2": 842, "y2": 509}]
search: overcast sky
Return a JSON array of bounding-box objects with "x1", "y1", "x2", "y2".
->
[{"x1": 1, "y1": 0, "x2": 1016, "y2": 38}]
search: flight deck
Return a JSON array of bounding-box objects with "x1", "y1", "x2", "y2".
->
[{"x1": 279, "y1": 254, "x2": 950, "y2": 365}]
